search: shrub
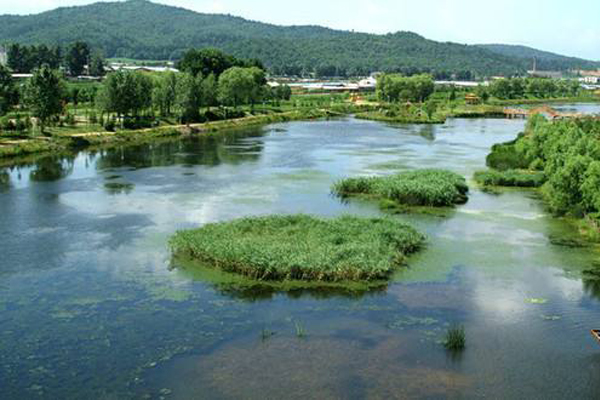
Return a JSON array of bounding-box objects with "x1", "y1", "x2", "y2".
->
[
  {"x1": 474, "y1": 169, "x2": 545, "y2": 188},
  {"x1": 332, "y1": 169, "x2": 469, "y2": 207},
  {"x1": 170, "y1": 215, "x2": 425, "y2": 282}
]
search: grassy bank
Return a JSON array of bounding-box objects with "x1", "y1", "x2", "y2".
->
[
  {"x1": 355, "y1": 112, "x2": 446, "y2": 124},
  {"x1": 332, "y1": 169, "x2": 469, "y2": 208},
  {"x1": 170, "y1": 215, "x2": 426, "y2": 282},
  {"x1": 0, "y1": 108, "x2": 335, "y2": 160}
]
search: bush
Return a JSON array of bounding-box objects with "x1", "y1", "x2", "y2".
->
[
  {"x1": 104, "y1": 118, "x2": 116, "y2": 132},
  {"x1": 170, "y1": 215, "x2": 426, "y2": 282},
  {"x1": 474, "y1": 169, "x2": 545, "y2": 188},
  {"x1": 486, "y1": 140, "x2": 531, "y2": 171},
  {"x1": 332, "y1": 169, "x2": 469, "y2": 207}
]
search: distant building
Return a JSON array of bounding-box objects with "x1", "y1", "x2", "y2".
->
[
  {"x1": 527, "y1": 70, "x2": 563, "y2": 79},
  {"x1": 578, "y1": 69, "x2": 600, "y2": 78},
  {"x1": 580, "y1": 76, "x2": 600, "y2": 84}
]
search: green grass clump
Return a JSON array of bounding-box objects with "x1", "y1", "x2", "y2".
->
[
  {"x1": 443, "y1": 325, "x2": 466, "y2": 351},
  {"x1": 332, "y1": 169, "x2": 469, "y2": 207},
  {"x1": 170, "y1": 215, "x2": 425, "y2": 282},
  {"x1": 474, "y1": 169, "x2": 545, "y2": 188}
]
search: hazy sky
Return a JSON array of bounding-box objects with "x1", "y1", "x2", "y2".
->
[{"x1": 1, "y1": 0, "x2": 599, "y2": 60}]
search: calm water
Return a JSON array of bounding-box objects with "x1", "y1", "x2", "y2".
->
[{"x1": 1, "y1": 105, "x2": 600, "y2": 399}]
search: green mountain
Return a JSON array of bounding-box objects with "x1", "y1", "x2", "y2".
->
[
  {"x1": 0, "y1": 0, "x2": 597, "y2": 77},
  {"x1": 478, "y1": 44, "x2": 600, "y2": 71}
]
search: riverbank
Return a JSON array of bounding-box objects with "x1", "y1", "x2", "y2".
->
[{"x1": 0, "y1": 108, "x2": 339, "y2": 162}]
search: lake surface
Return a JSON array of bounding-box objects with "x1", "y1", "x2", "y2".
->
[{"x1": 1, "y1": 104, "x2": 600, "y2": 399}]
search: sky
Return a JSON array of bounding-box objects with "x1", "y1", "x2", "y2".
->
[{"x1": 1, "y1": 0, "x2": 599, "y2": 60}]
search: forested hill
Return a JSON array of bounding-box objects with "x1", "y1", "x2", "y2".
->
[
  {"x1": 1, "y1": 0, "x2": 598, "y2": 77},
  {"x1": 478, "y1": 44, "x2": 600, "y2": 72}
]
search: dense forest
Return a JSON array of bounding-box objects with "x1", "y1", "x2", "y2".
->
[
  {"x1": 478, "y1": 44, "x2": 600, "y2": 72},
  {"x1": 1, "y1": 0, "x2": 598, "y2": 77}
]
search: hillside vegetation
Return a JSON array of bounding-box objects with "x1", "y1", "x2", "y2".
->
[{"x1": 1, "y1": 0, "x2": 598, "y2": 76}]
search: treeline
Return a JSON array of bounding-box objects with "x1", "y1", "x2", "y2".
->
[
  {"x1": 487, "y1": 116, "x2": 600, "y2": 220},
  {"x1": 6, "y1": 42, "x2": 106, "y2": 76},
  {"x1": 488, "y1": 78, "x2": 581, "y2": 100},
  {"x1": 376, "y1": 74, "x2": 435, "y2": 103},
  {"x1": 0, "y1": 49, "x2": 292, "y2": 134}
]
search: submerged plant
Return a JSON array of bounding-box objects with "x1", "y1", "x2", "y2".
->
[
  {"x1": 443, "y1": 325, "x2": 466, "y2": 351},
  {"x1": 332, "y1": 169, "x2": 469, "y2": 208}
]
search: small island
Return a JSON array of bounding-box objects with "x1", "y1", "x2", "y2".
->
[
  {"x1": 332, "y1": 169, "x2": 469, "y2": 208},
  {"x1": 170, "y1": 215, "x2": 425, "y2": 282}
]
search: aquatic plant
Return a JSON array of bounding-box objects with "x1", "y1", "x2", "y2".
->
[
  {"x1": 474, "y1": 169, "x2": 545, "y2": 188},
  {"x1": 294, "y1": 321, "x2": 307, "y2": 338},
  {"x1": 332, "y1": 169, "x2": 469, "y2": 207},
  {"x1": 170, "y1": 215, "x2": 425, "y2": 282},
  {"x1": 443, "y1": 325, "x2": 466, "y2": 351}
]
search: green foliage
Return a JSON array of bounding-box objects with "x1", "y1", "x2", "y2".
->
[
  {"x1": 489, "y1": 77, "x2": 580, "y2": 100},
  {"x1": 152, "y1": 71, "x2": 178, "y2": 116},
  {"x1": 486, "y1": 140, "x2": 531, "y2": 171},
  {"x1": 377, "y1": 74, "x2": 435, "y2": 103},
  {"x1": 66, "y1": 41, "x2": 90, "y2": 76},
  {"x1": 169, "y1": 215, "x2": 426, "y2": 282},
  {"x1": 176, "y1": 73, "x2": 203, "y2": 123},
  {"x1": 443, "y1": 325, "x2": 466, "y2": 351},
  {"x1": 89, "y1": 51, "x2": 106, "y2": 77},
  {"x1": 23, "y1": 66, "x2": 67, "y2": 133},
  {"x1": 6, "y1": 43, "x2": 62, "y2": 73},
  {"x1": 0, "y1": 65, "x2": 18, "y2": 116},
  {"x1": 97, "y1": 70, "x2": 153, "y2": 118},
  {"x1": 176, "y1": 48, "x2": 262, "y2": 77},
  {"x1": 218, "y1": 67, "x2": 265, "y2": 108},
  {"x1": 3, "y1": 1, "x2": 597, "y2": 77},
  {"x1": 485, "y1": 117, "x2": 600, "y2": 218},
  {"x1": 333, "y1": 169, "x2": 469, "y2": 207},
  {"x1": 474, "y1": 169, "x2": 545, "y2": 188}
]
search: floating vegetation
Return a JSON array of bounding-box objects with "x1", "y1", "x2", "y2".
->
[
  {"x1": 105, "y1": 175, "x2": 122, "y2": 180},
  {"x1": 443, "y1": 325, "x2": 466, "y2": 351},
  {"x1": 104, "y1": 182, "x2": 134, "y2": 194},
  {"x1": 170, "y1": 215, "x2": 425, "y2": 282},
  {"x1": 332, "y1": 169, "x2": 469, "y2": 208},
  {"x1": 387, "y1": 315, "x2": 439, "y2": 330},
  {"x1": 526, "y1": 298, "x2": 548, "y2": 304},
  {"x1": 474, "y1": 169, "x2": 545, "y2": 188}
]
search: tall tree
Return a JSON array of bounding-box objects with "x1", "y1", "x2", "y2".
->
[
  {"x1": 89, "y1": 51, "x2": 106, "y2": 77},
  {"x1": 97, "y1": 70, "x2": 153, "y2": 124},
  {"x1": 24, "y1": 66, "x2": 66, "y2": 134},
  {"x1": 66, "y1": 42, "x2": 90, "y2": 76},
  {"x1": 218, "y1": 67, "x2": 258, "y2": 108},
  {"x1": 176, "y1": 72, "x2": 203, "y2": 123},
  {"x1": 152, "y1": 72, "x2": 178, "y2": 116},
  {"x1": 0, "y1": 64, "x2": 18, "y2": 116}
]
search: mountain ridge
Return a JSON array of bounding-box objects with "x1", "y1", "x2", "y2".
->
[{"x1": 1, "y1": 0, "x2": 598, "y2": 76}]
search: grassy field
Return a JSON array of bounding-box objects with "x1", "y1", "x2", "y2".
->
[{"x1": 170, "y1": 215, "x2": 426, "y2": 282}]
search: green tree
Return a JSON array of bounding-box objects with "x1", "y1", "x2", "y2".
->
[
  {"x1": 66, "y1": 41, "x2": 90, "y2": 76},
  {"x1": 0, "y1": 65, "x2": 18, "y2": 116},
  {"x1": 201, "y1": 73, "x2": 218, "y2": 109},
  {"x1": 24, "y1": 66, "x2": 66, "y2": 134},
  {"x1": 152, "y1": 72, "x2": 178, "y2": 116},
  {"x1": 89, "y1": 51, "x2": 106, "y2": 77},
  {"x1": 218, "y1": 67, "x2": 256, "y2": 108},
  {"x1": 97, "y1": 70, "x2": 153, "y2": 124},
  {"x1": 176, "y1": 73, "x2": 203, "y2": 123},
  {"x1": 423, "y1": 100, "x2": 438, "y2": 120},
  {"x1": 177, "y1": 48, "x2": 236, "y2": 77}
]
